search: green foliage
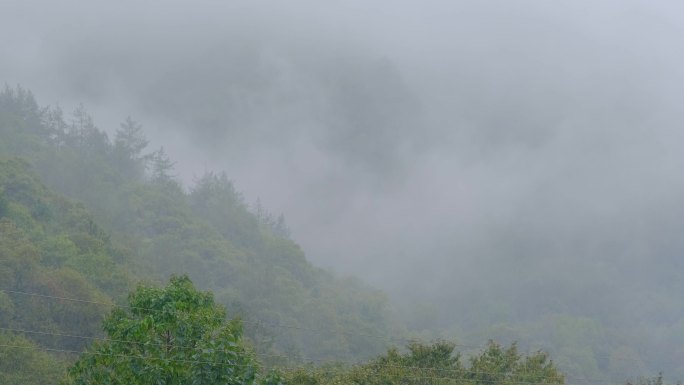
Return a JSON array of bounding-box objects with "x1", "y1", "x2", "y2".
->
[
  {"x1": 0, "y1": 85, "x2": 398, "y2": 365},
  {"x1": 0, "y1": 157, "x2": 130, "y2": 296},
  {"x1": 0, "y1": 332, "x2": 67, "y2": 385},
  {"x1": 0, "y1": 155, "x2": 133, "y2": 383},
  {"x1": 0, "y1": 216, "x2": 115, "y2": 350},
  {"x1": 189, "y1": 172, "x2": 260, "y2": 247},
  {"x1": 350, "y1": 341, "x2": 463, "y2": 385},
  {"x1": 63, "y1": 276, "x2": 260, "y2": 385},
  {"x1": 282, "y1": 341, "x2": 564, "y2": 385},
  {"x1": 468, "y1": 342, "x2": 564, "y2": 385}
]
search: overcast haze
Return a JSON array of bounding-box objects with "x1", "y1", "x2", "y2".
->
[{"x1": 4, "y1": 0, "x2": 684, "y2": 377}]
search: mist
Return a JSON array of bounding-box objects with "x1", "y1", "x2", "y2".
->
[{"x1": 3, "y1": 0, "x2": 684, "y2": 379}]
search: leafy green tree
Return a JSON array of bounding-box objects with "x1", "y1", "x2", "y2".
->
[
  {"x1": 284, "y1": 341, "x2": 564, "y2": 385},
  {"x1": 63, "y1": 275, "x2": 260, "y2": 385}
]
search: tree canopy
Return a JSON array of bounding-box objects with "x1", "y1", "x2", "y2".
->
[
  {"x1": 282, "y1": 341, "x2": 565, "y2": 385},
  {"x1": 63, "y1": 276, "x2": 260, "y2": 385}
]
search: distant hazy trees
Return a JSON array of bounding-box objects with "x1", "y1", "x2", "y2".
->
[
  {"x1": 0, "y1": 188, "x2": 7, "y2": 217},
  {"x1": 149, "y1": 146, "x2": 176, "y2": 183},
  {"x1": 114, "y1": 116, "x2": 150, "y2": 179},
  {"x1": 254, "y1": 198, "x2": 290, "y2": 239},
  {"x1": 0, "y1": 85, "x2": 399, "y2": 382}
]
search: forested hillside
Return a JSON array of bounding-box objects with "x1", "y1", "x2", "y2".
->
[
  {"x1": 0, "y1": 86, "x2": 400, "y2": 383},
  {"x1": 0, "y1": 155, "x2": 132, "y2": 382},
  {"x1": 4, "y1": 0, "x2": 684, "y2": 383},
  {"x1": 2, "y1": 84, "x2": 682, "y2": 385}
]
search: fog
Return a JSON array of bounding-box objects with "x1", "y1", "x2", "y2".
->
[{"x1": 3, "y1": 0, "x2": 684, "y2": 378}]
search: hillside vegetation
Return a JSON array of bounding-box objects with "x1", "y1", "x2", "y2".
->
[
  {"x1": 1, "y1": 86, "x2": 678, "y2": 385},
  {"x1": 0, "y1": 86, "x2": 399, "y2": 382}
]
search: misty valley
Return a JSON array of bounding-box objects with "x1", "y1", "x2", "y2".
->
[{"x1": 2, "y1": 1, "x2": 684, "y2": 384}]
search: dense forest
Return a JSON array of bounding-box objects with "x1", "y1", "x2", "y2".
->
[
  {"x1": 0, "y1": 85, "x2": 679, "y2": 384},
  {"x1": 0, "y1": 85, "x2": 570, "y2": 384},
  {"x1": 0, "y1": 86, "x2": 405, "y2": 382}
]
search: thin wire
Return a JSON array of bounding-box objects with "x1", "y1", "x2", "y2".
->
[
  {"x1": 0, "y1": 289, "x2": 536, "y2": 353},
  {"x1": 0, "y1": 326, "x2": 505, "y2": 375},
  {"x1": 0, "y1": 288, "x2": 423, "y2": 345},
  {"x1": 523, "y1": 342, "x2": 677, "y2": 368},
  {"x1": 0, "y1": 326, "x2": 602, "y2": 383},
  {"x1": 0, "y1": 326, "x2": 193, "y2": 353},
  {"x1": 1, "y1": 288, "x2": 165, "y2": 312},
  {"x1": 0, "y1": 288, "x2": 670, "y2": 373},
  {"x1": 0, "y1": 342, "x2": 576, "y2": 385},
  {"x1": 0, "y1": 289, "x2": 116, "y2": 307},
  {"x1": 0, "y1": 288, "x2": 496, "y2": 352},
  {"x1": 0, "y1": 325, "x2": 330, "y2": 364},
  {"x1": 0, "y1": 342, "x2": 260, "y2": 370},
  {"x1": 244, "y1": 317, "x2": 410, "y2": 343}
]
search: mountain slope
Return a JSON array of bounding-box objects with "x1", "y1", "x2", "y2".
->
[{"x1": 0, "y1": 86, "x2": 399, "y2": 373}]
